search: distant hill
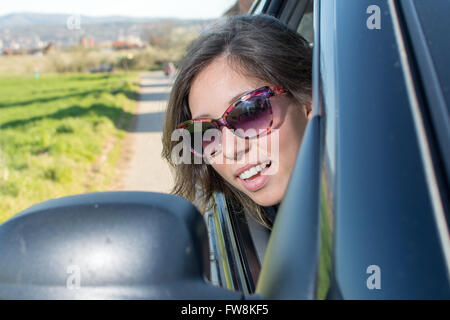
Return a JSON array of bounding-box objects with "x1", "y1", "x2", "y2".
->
[
  {"x1": 0, "y1": 12, "x2": 159, "y2": 28},
  {"x1": 0, "y1": 12, "x2": 214, "y2": 50}
]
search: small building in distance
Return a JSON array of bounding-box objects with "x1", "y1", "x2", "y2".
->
[
  {"x1": 112, "y1": 40, "x2": 138, "y2": 50},
  {"x1": 1, "y1": 42, "x2": 54, "y2": 56},
  {"x1": 80, "y1": 37, "x2": 95, "y2": 48}
]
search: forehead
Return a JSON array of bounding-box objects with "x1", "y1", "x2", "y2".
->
[{"x1": 188, "y1": 56, "x2": 265, "y2": 119}]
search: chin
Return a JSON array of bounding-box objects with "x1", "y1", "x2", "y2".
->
[{"x1": 251, "y1": 190, "x2": 283, "y2": 207}]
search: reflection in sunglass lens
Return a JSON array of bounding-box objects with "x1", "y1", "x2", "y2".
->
[
  {"x1": 202, "y1": 129, "x2": 222, "y2": 157},
  {"x1": 226, "y1": 96, "x2": 271, "y2": 136},
  {"x1": 185, "y1": 122, "x2": 221, "y2": 157}
]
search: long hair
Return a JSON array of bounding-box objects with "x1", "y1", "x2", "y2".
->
[{"x1": 162, "y1": 14, "x2": 312, "y2": 228}]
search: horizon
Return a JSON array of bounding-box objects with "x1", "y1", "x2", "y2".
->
[
  {"x1": 0, "y1": 11, "x2": 216, "y2": 20},
  {"x1": 0, "y1": 0, "x2": 236, "y2": 20}
]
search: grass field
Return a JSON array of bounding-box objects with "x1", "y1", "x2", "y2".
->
[{"x1": 0, "y1": 72, "x2": 139, "y2": 224}]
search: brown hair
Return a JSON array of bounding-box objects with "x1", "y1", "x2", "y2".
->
[{"x1": 162, "y1": 14, "x2": 312, "y2": 228}]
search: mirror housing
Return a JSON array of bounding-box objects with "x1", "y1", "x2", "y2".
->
[{"x1": 0, "y1": 192, "x2": 242, "y2": 299}]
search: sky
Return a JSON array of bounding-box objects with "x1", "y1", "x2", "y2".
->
[{"x1": 0, "y1": 0, "x2": 237, "y2": 19}]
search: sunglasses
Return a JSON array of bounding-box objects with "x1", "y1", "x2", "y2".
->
[{"x1": 177, "y1": 86, "x2": 287, "y2": 158}]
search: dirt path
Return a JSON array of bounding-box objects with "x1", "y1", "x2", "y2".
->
[{"x1": 116, "y1": 71, "x2": 174, "y2": 193}]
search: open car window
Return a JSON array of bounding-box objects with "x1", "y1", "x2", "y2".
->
[{"x1": 296, "y1": 1, "x2": 313, "y2": 45}]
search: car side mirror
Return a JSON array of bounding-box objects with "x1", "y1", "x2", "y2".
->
[{"x1": 0, "y1": 192, "x2": 242, "y2": 299}]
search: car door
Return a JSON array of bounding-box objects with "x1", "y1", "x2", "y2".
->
[{"x1": 254, "y1": 0, "x2": 450, "y2": 299}]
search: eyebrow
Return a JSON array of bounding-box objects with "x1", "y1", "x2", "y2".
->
[{"x1": 193, "y1": 90, "x2": 250, "y2": 119}]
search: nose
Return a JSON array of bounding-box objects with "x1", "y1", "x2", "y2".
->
[{"x1": 221, "y1": 127, "x2": 248, "y2": 161}]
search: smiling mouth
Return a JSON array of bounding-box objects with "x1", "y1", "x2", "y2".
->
[
  {"x1": 236, "y1": 160, "x2": 272, "y2": 193},
  {"x1": 238, "y1": 160, "x2": 272, "y2": 181}
]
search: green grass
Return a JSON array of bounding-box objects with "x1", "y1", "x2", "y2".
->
[{"x1": 0, "y1": 72, "x2": 139, "y2": 223}]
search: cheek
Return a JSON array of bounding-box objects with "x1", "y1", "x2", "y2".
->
[
  {"x1": 277, "y1": 106, "x2": 307, "y2": 164},
  {"x1": 210, "y1": 162, "x2": 232, "y2": 182}
]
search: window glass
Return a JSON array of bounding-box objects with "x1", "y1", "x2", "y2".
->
[
  {"x1": 251, "y1": 0, "x2": 267, "y2": 15},
  {"x1": 413, "y1": 0, "x2": 450, "y2": 111},
  {"x1": 297, "y1": 11, "x2": 313, "y2": 45},
  {"x1": 296, "y1": 0, "x2": 314, "y2": 45}
]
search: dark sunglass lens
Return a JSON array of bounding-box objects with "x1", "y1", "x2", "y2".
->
[
  {"x1": 226, "y1": 96, "x2": 271, "y2": 136},
  {"x1": 184, "y1": 122, "x2": 220, "y2": 156},
  {"x1": 202, "y1": 130, "x2": 222, "y2": 157}
]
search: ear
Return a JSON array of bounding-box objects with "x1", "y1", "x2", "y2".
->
[{"x1": 305, "y1": 102, "x2": 313, "y2": 120}]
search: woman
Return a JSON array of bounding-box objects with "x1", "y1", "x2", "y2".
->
[{"x1": 162, "y1": 14, "x2": 312, "y2": 229}]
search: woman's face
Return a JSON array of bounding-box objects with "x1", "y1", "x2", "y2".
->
[{"x1": 188, "y1": 56, "x2": 311, "y2": 206}]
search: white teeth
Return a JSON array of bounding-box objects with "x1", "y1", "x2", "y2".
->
[{"x1": 239, "y1": 161, "x2": 271, "y2": 180}]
